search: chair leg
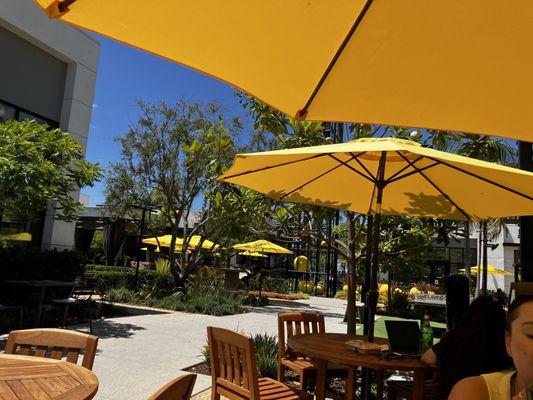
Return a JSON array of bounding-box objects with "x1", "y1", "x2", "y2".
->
[
  {"x1": 62, "y1": 305, "x2": 69, "y2": 329},
  {"x1": 88, "y1": 302, "x2": 93, "y2": 334},
  {"x1": 300, "y1": 370, "x2": 309, "y2": 391},
  {"x1": 277, "y1": 364, "x2": 285, "y2": 383},
  {"x1": 345, "y1": 367, "x2": 356, "y2": 400},
  {"x1": 376, "y1": 370, "x2": 384, "y2": 400},
  {"x1": 387, "y1": 384, "x2": 398, "y2": 400},
  {"x1": 211, "y1": 388, "x2": 220, "y2": 400}
]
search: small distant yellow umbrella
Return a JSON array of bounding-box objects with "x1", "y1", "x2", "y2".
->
[
  {"x1": 142, "y1": 235, "x2": 218, "y2": 250},
  {"x1": 174, "y1": 235, "x2": 219, "y2": 250},
  {"x1": 0, "y1": 232, "x2": 32, "y2": 241},
  {"x1": 233, "y1": 240, "x2": 293, "y2": 255},
  {"x1": 240, "y1": 251, "x2": 268, "y2": 258},
  {"x1": 460, "y1": 265, "x2": 512, "y2": 276}
]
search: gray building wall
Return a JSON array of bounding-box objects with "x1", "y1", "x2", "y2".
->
[{"x1": 0, "y1": 0, "x2": 100, "y2": 250}]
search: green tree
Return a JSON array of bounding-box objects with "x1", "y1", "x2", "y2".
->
[
  {"x1": 0, "y1": 119, "x2": 102, "y2": 222},
  {"x1": 105, "y1": 100, "x2": 238, "y2": 283}
]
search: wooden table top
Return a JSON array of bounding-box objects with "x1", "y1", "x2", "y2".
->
[
  {"x1": 288, "y1": 332, "x2": 427, "y2": 371},
  {"x1": 0, "y1": 354, "x2": 98, "y2": 400}
]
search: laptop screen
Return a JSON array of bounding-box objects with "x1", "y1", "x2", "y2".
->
[{"x1": 385, "y1": 320, "x2": 421, "y2": 354}]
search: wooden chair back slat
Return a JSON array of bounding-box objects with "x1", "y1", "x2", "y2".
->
[
  {"x1": 66, "y1": 349, "x2": 79, "y2": 364},
  {"x1": 277, "y1": 312, "x2": 325, "y2": 359},
  {"x1": 207, "y1": 327, "x2": 260, "y2": 400},
  {"x1": 34, "y1": 345, "x2": 47, "y2": 358},
  {"x1": 147, "y1": 374, "x2": 196, "y2": 400},
  {"x1": 18, "y1": 344, "x2": 31, "y2": 356},
  {"x1": 51, "y1": 347, "x2": 63, "y2": 360},
  {"x1": 5, "y1": 328, "x2": 99, "y2": 370}
]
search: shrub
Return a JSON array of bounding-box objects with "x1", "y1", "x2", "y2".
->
[
  {"x1": 155, "y1": 258, "x2": 171, "y2": 276},
  {"x1": 87, "y1": 264, "x2": 174, "y2": 296},
  {"x1": 177, "y1": 288, "x2": 245, "y2": 316},
  {"x1": 105, "y1": 287, "x2": 136, "y2": 303},
  {"x1": 260, "y1": 277, "x2": 291, "y2": 294},
  {"x1": 388, "y1": 290, "x2": 410, "y2": 311},
  {"x1": 200, "y1": 332, "x2": 278, "y2": 378},
  {"x1": 242, "y1": 295, "x2": 269, "y2": 307},
  {"x1": 0, "y1": 247, "x2": 85, "y2": 282}
]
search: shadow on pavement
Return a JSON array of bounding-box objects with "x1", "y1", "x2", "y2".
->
[{"x1": 92, "y1": 318, "x2": 147, "y2": 339}]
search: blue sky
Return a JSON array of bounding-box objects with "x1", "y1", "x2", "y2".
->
[{"x1": 82, "y1": 34, "x2": 250, "y2": 206}]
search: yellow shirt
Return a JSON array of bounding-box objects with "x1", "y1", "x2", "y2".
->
[{"x1": 481, "y1": 371, "x2": 516, "y2": 400}]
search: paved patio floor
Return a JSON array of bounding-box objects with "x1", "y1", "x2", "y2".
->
[{"x1": 90, "y1": 296, "x2": 349, "y2": 400}]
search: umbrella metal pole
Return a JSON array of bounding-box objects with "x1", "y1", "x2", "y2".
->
[
  {"x1": 363, "y1": 214, "x2": 373, "y2": 335},
  {"x1": 367, "y1": 152, "x2": 386, "y2": 343},
  {"x1": 482, "y1": 220, "x2": 488, "y2": 294}
]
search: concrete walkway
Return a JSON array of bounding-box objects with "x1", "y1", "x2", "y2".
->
[{"x1": 89, "y1": 296, "x2": 349, "y2": 400}]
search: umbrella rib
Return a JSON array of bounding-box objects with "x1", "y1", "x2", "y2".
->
[
  {"x1": 349, "y1": 152, "x2": 377, "y2": 181},
  {"x1": 387, "y1": 161, "x2": 440, "y2": 184},
  {"x1": 279, "y1": 162, "x2": 345, "y2": 200},
  {"x1": 296, "y1": 0, "x2": 375, "y2": 118},
  {"x1": 385, "y1": 155, "x2": 425, "y2": 183},
  {"x1": 221, "y1": 153, "x2": 328, "y2": 180},
  {"x1": 329, "y1": 153, "x2": 376, "y2": 183},
  {"x1": 424, "y1": 156, "x2": 533, "y2": 201},
  {"x1": 396, "y1": 152, "x2": 472, "y2": 220},
  {"x1": 58, "y1": 0, "x2": 77, "y2": 12}
]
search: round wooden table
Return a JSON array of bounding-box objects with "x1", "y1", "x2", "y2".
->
[
  {"x1": 288, "y1": 333, "x2": 428, "y2": 400},
  {"x1": 0, "y1": 354, "x2": 99, "y2": 399}
]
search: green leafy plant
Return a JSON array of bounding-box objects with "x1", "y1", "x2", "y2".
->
[
  {"x1": 200, "y1": 332, "x2": 278, "y2": 378},
  {"x1": 105, "y1": 287, "x2": 135, "y2": 303},
  {"x1": 155, "y1": 258, "x2": 171, "y2": 276},
  {"x1": 0, "y1": 119, "x2": 102, "y2": 221}
]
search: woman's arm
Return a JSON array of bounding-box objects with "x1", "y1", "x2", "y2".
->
[
  {"x1": 421, "y1": 347, "x2": 438, "y2": 367},
  {"x1": 448, "y1": 377, "x2": 489, "y2": 400}
]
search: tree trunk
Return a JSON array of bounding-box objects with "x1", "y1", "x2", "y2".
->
[
  {"x1": 346, "y1": 211, "x2": 358, "y2": 334},
  {"x1": 168, "y1": 222, "x2": 181, "y2": 286},
  {"x1": 387, "y1": 272, "x2": 392, "y2": 309}
]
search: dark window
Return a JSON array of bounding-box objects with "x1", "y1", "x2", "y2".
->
[{"x1": 0, "y1": 98, "x2": 58, "y2": 127}]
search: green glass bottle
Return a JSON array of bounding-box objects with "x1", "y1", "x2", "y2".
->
[{"x1": 420, "y1": 314, "x2": 434, "y2": 353}]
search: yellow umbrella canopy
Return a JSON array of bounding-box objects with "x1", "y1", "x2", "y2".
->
[
  {"x1": 233, "y1": 240, "x2": 293, "y2": 255},
  {"x1": 220, "y1": 137, "x2": 533, "y2": 221},
  {"x1": 239, "y1": 251, "x2": 268, "y2": 258},
  {"x1": 36, "y1": 0, "x2": 533, "y2": 141},
  {"x1": 460, "y1": 265, "x2": 513, "y2": 276},
  {"x1": 142, "y1": 235, "x2": 218, "y2": 250}
]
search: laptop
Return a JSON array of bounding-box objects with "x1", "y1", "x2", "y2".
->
[{"x1": 385, "y1": 320, "x2": 421, "y2": 356}]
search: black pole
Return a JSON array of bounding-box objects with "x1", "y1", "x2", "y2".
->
[
  {"x1": 332, "y1": 211, "x2": 340, "y2": 297},
  {"x1": 367, "y1": 152, "x2": 386, "y2": 343},
  {"x1": 134, "y1": 207, "x2": 147, "y2": 289},
  {"x1": 519, "y1": 141, "x2": 533, "y2": 282},
  {"x1": 482, "y1": 220, "x2": 488, "y2": 294},
  {"x1": 362, "y1": 214, "x2": 373, "y2": 336}
]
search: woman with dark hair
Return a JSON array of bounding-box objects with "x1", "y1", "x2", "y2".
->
[
  {"x1": 421, "y1": 296, "x2": 513, "y2": 399},
  {"x1": 448, "y1": 295, "x2": 533, "y2": 399}
]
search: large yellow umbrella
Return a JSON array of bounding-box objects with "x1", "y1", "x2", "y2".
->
[
  {"x1": 233, "y1": 240, "x2": 293, "y2": 255},
  {"x1": 35, "y1": 0, "x2": 533, "y2": 141},
  {"x1": 459, "y1": 265, "x2": 513, "y2": 276},
  {"x1": 220, "y1": 138, "x2": 533, "y2": 221},
  {"x1": 220, "y1": 137, "x2": 533, "y2": 339}
]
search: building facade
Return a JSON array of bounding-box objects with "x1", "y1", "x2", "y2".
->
[{"x1": 0, "y1": 0, "x2": 99, "y2": 250}]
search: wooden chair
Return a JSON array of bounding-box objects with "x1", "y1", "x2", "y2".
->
[
  {"x1": 147, "y1": 374, "x2": 197, "y2": 400},
  {"x1": 4, "y1": 328, "x2": 99, "y2": 370},
  {"x1": 387, "y1": 380, "x2": 439, "y2": 400},
  {"x1": 278, "y1": 312, "x2": 347, "y2": 392},
  {"x1": 207, "y1": 326, "x2": 312, "y2": 400}
]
